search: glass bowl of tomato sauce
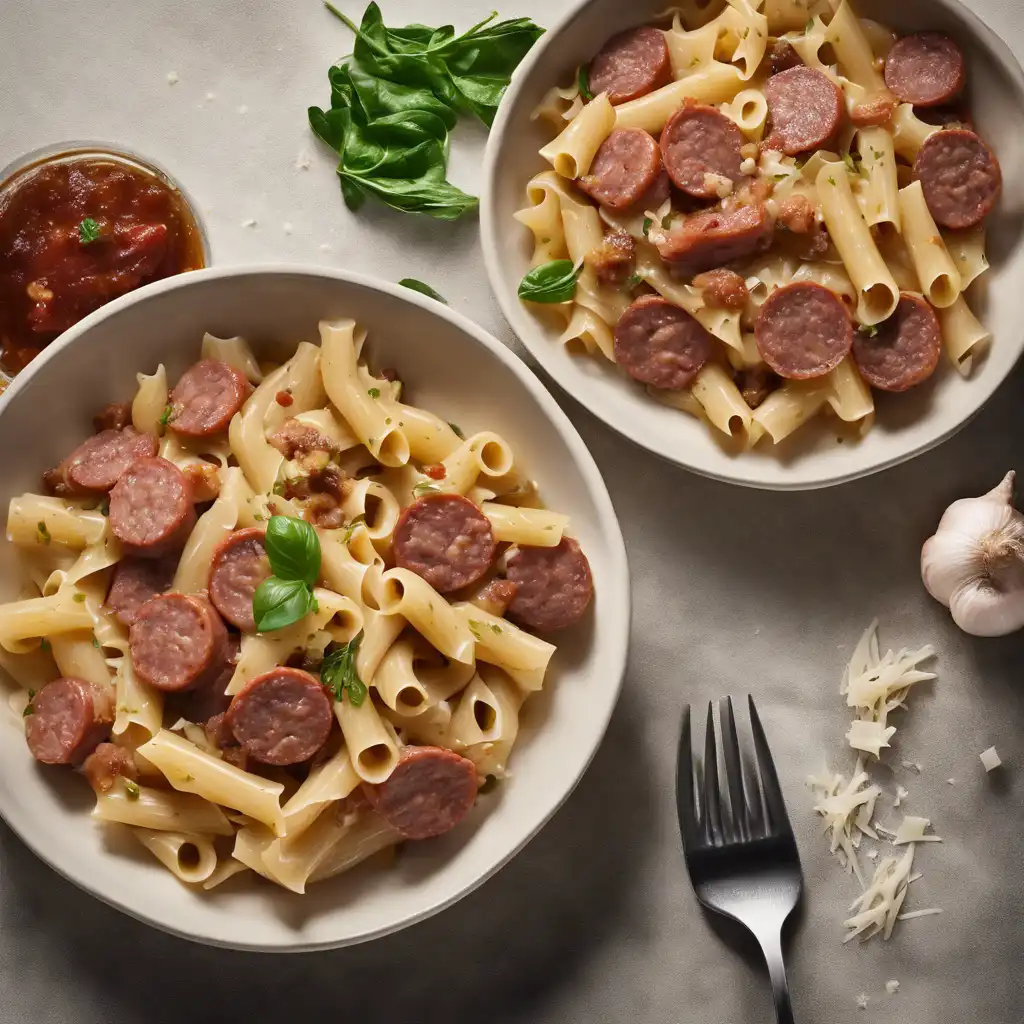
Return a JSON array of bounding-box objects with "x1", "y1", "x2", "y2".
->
[{"x1": 0, "y1": 144, "x2": 208, "y2": 387}]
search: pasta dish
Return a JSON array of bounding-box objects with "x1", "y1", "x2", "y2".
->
[
  {"x1": 0, "y1": 320, "x2": 594, "y2": 894},
  {"x1": 515, "y1": 0, "x2": 1000, "y2": 448}
]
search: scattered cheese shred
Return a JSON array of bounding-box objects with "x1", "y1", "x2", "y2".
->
[
  {"x1": 885, "y1": 980, "x2": 900, "y2": 995},
  {"x1": 808, "y1": 768, "x2": 881, "y2": 885},
  {"x1": 898, "y1": 908, "x2": 943, "y2": 921},
  {"x1": 844, "y1": 845, "x2": 916, "y2": 942},
  {"x1": 980, "y1": 746, "x2": 1002, "y2": 771},
  {"x1": 856, "y1": 993, "x2": 870, "y2": 1009},
  {"x1": 893, "y1": 785, "x2": 909, "y2": 807},
  {"x1": 166, "y1": 71, "x2": 179, "y2": 85},
  {"x1": 894, "y1": 815, "x2": 942, "y2": 846},
  {"x1": 847, "y1": 720, "x2": 896, "y2": 756}
]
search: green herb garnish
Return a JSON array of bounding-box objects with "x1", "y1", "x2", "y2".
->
[
  {"x1": 309, "y1": 3, "x2": 542, "y2": 220},
  {"x1": 412, "y1": 480, "x2": 441, "y2": 498},
  {"x1": 342, "y1": 513, "x2": 367, "y2": 543},
  {"x1": 448, "y1": 421, "x2": 465, "y2": 439},
  {"x1": 252, "y1": 516, "x2": 322, "y2": 632},
  {"x1": 517, "y1": 259, "x2": 581, "y2": 304},
  {"x1": 625, "y1": 273, "x2": 644, "y2": 289},
  {"x1": 73, "y1": 592, "x2": 86, "y2": 603},
  {"x1": 398, "y1": 278, "x2": 448, "y2": 303},
  {"x1": 577, "y1": 63, "x2": 593, "y2": 101},
  {"x1": 23, "y1": 689, "x2": 35, "y2": 717},
  {"x1": 858, "y1": 323, "x2": 879, "y2": 338},
  {"x1": 37, "y1": 521, "x2": 51, "y2": 545},
  {"x1": 158, "y1": 405, "x2": 173, "y2": 428},
  {"x1": 124, "y1": 779, "x2": 141, "y2": 800},
  {"x1": 642, "y1": 216, "x2": 653, "y2": 238},
  {"x1": 320, "y1": 630, "x2": 367, "y2": 705},
  {"x1": 78, "y1": 218, "x2": 102, "y2": 244},
  {"x1": 367, "y1": 387, "x2": 381, "y2": 399}
]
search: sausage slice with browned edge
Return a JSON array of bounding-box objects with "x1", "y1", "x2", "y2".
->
[
  {"x1": 25, "y1": 677, "x2": 114, "y2": 765},
  {"x1": 363, "y1": 745, "x2": 478, "y2": 840},
  {"x1": 109, "y1": 456, "x2": 196, "y2": 557},
  {"x1": 393, "y1": 494, "x2": 496, "y2": 594},
  {"x1": 208, "y1": 528, "x2": 270, "y2": 632},
  {"x1": 169, "y1": 359, "x2": 250, "y2": 437},
  {"x1": 129, "y1": 593, "x2": 228, "y2": 692},
  {"x1": 226, "y1": 667, "x2": 333, "y2": 766},
  {"x1": 105, "y1": 555, "x2": 177, "y2": 628},
  {"x1": 506, "y1": 536, "x2": 595, "y2": 632},
  {"x1": 914, "y1": 129, "x2": 1002, "y2": 230},
  {"x1": 884, "y1": 33, "x2": 965, "y2": 108},
  {"x1": 765, "y1": 66, "x2": 844, "y2": 155},
  {"x1": 614, "y1": 294, "x2": 713, "y2": 390},
  {"x1": 660, "y1": 103, "x2": 744, "y2": 198},
  {"x1": 588, "y1": 26, "x2": 672, "y2": 105},
  {"x1": 756, "y1": 282, "x2": 853, "y2": 380},
  {"x1": 852, "y1": 293, "x2": 942, "y2": 392},
  {"x1": 655, "y1": 204, "x2": 775, "y2": 276},
  {"x1": 52, "y1": 428, "x2": 158, "y2": 495},
  {"x1": 579, "y1": 128, "x2": 664, "y2": 210}
]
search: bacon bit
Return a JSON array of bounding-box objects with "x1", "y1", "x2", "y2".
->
[
  {"x1": 275, "y1": 390, "x2": 294, "y2": 407},
  {"x1": 425, "y1": 463, "x2": 447, "y2": 481}
]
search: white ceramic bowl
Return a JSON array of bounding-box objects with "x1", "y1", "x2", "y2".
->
[
  {"x1": 0, "y1": 266, "x2": 629, "y2": 950},
  {"x1": 482, "y1": 0, "x2": 1024, "y2": 490}
]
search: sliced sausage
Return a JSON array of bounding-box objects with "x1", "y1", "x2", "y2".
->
[
  {"x1": 579, "y1": 128, "x2": 664, "y2": 210},
  {"x1": 129, "y1": 593, "x2": 228, "y2": 693},
  {"x1": 655, "y1": 203, "x2": 775, "y2": 276},
  {"x1": 765, "y1": 66, "x2": 844, "y2": 155},
  {"x1": 226, "y1": 667, "x2": 333, "y2": 766},
  {"x1": 613, "y1": 294, "x2": 714, "y2": 390},
  {"x1": 770, "y1": 39, "x2": 802, "y2": 76},
  {"x1": 884, "y1": 33, "x2": 965, "y2": 108},
  {"x1": 394, "y1": 494, "x2": 496, "y2": 594},
  {"x1": 82, "y1": 742, "x2": 138, "y2": 793},
  {"x1": 170, "y1": 633, "x2": 240, "y2": 726},
  {"x1": 208, "y1": 528, "x2": 269, "y2": 632},
  {"x1": 586, "y1": 232, "x2": 636, "y2": 288},
  {"x1": 755, "y1": 282, "x2": 853, "y2": 380},
  {"x1": 109, "y1": 456, "x2": 196, "y2": 558},
  {"x1": 25, "y1": 677, "x2": 114, "y2": 765},
  {"x1": 54, "y1": 428, "x2": 158, "y2": 495},
  {"x1": 692, "y1": 269, "x2": 749, "y2": 310},
  {"x1": 169, "y1": 359, "x2": 250, "y2": 437},
  {"x1": 660, "y1": 103, "x2": 744, "y2": 198},
  {"x1": 852, "y1": 293, "x2": 942, "y2": 392},
  {"x1": 735, "y1": 366, "x2": 779, "y2": 409},
  {"x1": 506, "y1": 536, "x2": 595, "y2": 632},
  {"x1": 588, "y1": 26, "x2": 672, "y2": 105},
  {"x1": 92, "y1": 402, "x2": 132, "y2": 433},
  {"x1": 363, "y1": 745, "x2": 478, "y2": 840},
  {"x1": 105, "y1": 555, "x2": 177, "y2": 628},
  {"x1": 914, "y1": 129, "x2": 1001, "y2": 230}
]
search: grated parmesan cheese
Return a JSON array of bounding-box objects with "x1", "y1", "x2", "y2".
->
[
  {"x1": 980, "y1": 746, "x2": 1002, "y2": 771},
  {"x1": 893, "y1": 815, "x2": 942, "y2": 845},
  {"x1": 847, "y1": 720, "x2": 896, "y2": 756},
  {"x1": 893, "y1": 785, "x2": 909, "y2": 807},
  {"x1": 856, "y1": 993, "x2": 870, "y2": 1009},
  {"x1": 808, "y1": 768, "x2": 881, "y2": 885},
  {"x1": 166, "y1": 71, "x2": 179, "y2": 85},
  {"x1": 885, "y1": 980, "x2": 900, "y2": 995}
]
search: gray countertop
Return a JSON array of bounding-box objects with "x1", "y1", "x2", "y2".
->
[{"x1": 1, "y1": 0, "x2": 1022, "y2": 1021}]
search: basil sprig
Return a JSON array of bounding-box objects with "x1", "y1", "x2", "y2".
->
[
  {"x1": 308, "y1": 2, "x2": 543, "y2": 220},
  {"x1": 517, "y1": 259, "x2": 582, "y2": 303},
  {"x1": 320, "y1": 630, "x2": 367, "y2": 706},
  {"x1": 252, "y1": 516, "x2": 322, "y2": 632},
  {"x1": 577, "y1": 63, "x2": 593, "y2": 101}
]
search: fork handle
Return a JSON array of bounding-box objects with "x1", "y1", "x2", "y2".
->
[{"x1": 756, "y1": 929, "x2": 795, "y2": 1024}]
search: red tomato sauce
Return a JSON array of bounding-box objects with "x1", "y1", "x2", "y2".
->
[{"x1": 0, "y1": 151, "x2": 205, "y2": 378}]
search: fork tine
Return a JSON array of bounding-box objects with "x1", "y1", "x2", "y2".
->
[
  {"x1": 719, "y1": 696, "x2": 748, "y2": 842},
  {"x1": 703, "y1": 702, "x2": 725, "y2": 844},
  {"x1": 748, "y1": 695, "x2": 792, "y2": 835},
  {"x1": 675, "y1": 705, "x2": 701, "y2": 849}
]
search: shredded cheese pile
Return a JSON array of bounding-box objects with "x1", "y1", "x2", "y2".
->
[{"x1": 810, "y1": 621, "x2": 943, "y2": 943}]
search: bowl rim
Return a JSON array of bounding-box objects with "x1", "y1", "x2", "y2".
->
[
  {"x1": 480, "y1": 0, "x2": 1024, "y2": 491},
  {"x1": 0, "y1": 263, "x2": 631, "y2": 951}
]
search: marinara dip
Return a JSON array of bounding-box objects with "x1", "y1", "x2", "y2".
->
[{"x1": 0, "y1": 149, "x2": 205, "y2": 378}]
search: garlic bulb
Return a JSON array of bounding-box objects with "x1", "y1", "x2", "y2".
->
[{"x1": 921, "y1": 471, "x2": 1024, "y2": 637}]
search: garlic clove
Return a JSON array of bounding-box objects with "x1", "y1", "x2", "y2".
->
[
  {"x1": 922, "y1": 531, "x2": 982, "y2": 605},
  {"x1": 948, "y1": 578, "x2": 1024, "y2": 637}
]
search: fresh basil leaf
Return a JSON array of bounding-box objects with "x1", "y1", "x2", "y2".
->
[
  {"x1": 340, "y1": 170, "x2": 478, "y2": 220},
  {"x1": 78, "y1": 218, "x2": 102, "y2": 244},
  {"x1": 517, "y1": 259, "x2": 581, "y2": 303},
  {"x1": 253, "y1": 577, "x2": 316, "y2": 632},
  {"x1": 399, "y1": 278, "x2": 448, "y2": 303},
  {"x1": 264, "y1": 515, "x2": 321, "y2": 586},
  {"x1": 577, "y1": 63, "x2": 593, "y2": 101},
  {"x1": 308, "y1": 105, "x2": 350, "y2": 153},
  {"x1": 320, "y1": 630, "x2": 367, "y2": 705},
  {"x1": 348, "y1": 57, "x2": 457, "y2": 130}
]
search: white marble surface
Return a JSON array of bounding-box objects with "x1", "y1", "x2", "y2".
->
[{"x1": 0, "y1": 0, "x2": 1022, "y2": 1021}]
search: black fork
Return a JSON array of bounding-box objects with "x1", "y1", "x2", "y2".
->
[{"x1": 676, "y1": 696, "x2": 803, "y2": 1024}]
